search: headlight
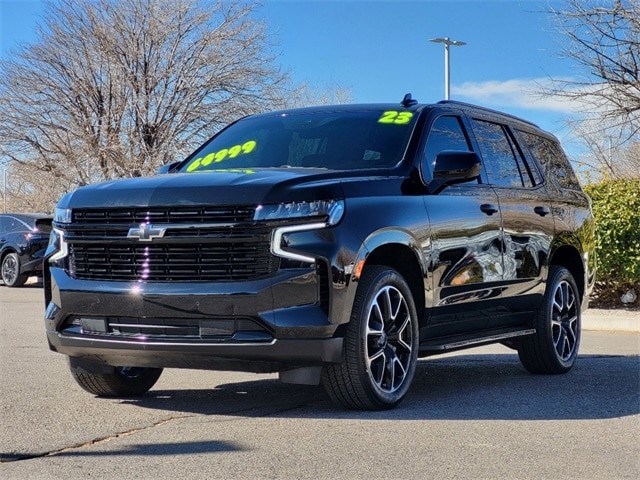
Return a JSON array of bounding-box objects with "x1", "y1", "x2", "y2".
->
[
  {"x1": 254, "y1": 200, "x2": 344, "y2": 226},
  {"x1": 54, "y1": 208, "x2": 72, "y2": 224},
  {"x1": 256, "y1": 200, "x2": 344, "y2": 264},
  {"x1": 47, "y1": 227, "x2": 69, "y2": 264}
]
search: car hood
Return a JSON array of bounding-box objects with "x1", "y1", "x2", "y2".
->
[{"x1": 57, "y1": 168, "x2": 403, "y2": 210}]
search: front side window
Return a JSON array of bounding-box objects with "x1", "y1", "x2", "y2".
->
[
  {"x1": 422, "y1": 115, "x2": 472, "y2": 180},
  {"x1": 180, "y1": 109, "x2": 418, "y2": 173}
]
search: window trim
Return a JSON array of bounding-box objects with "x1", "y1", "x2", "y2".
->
[{"x1": 508, "y1": 126, "x2": 546, "y2": 188}]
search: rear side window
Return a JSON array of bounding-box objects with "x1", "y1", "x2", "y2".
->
[
  {"x1": 471, "y1": 119, "x2": 525, "y2": 188},
  {"x1": 4, "y1": 217, "x2": 25, "y2": 233},
  {"x1": 516, "y1": 130, "x2": 582, "y2": 191},
  {"x1": 35, "y1": 219, "x2": 52, "y2": 234}
]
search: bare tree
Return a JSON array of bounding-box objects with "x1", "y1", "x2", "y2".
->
[
  {"x1": 570, "y1": 117, "x2": 640, "y2": 180},
  {"x1": 0, "y1": 0, "x2": 288, "y2": 205},
  {"x1": 277, "y1": 81, "x2": 353, "y2": 110},
  {"x1": 547, "y1": 0, "x2": 640, "y2": 178},
  {"x1": 1, "y1": 162, "x2": 70, "y2": 213}
]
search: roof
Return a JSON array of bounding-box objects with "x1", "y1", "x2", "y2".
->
[
  {"x1": 1, "y1": 213, "x2": 52, "y2": 220},
  {"x1": 245, "y1": 95, "x2": 546, "y2": 135}
]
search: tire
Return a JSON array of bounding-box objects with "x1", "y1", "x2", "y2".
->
[
  {"x1": 69, "y1": 360, "x2": 163, "y2": 397},
  {"x1": 518, "y1": 266, "x2": 581, "y2": 374},
  {"x1": 1, "y1": 252, "x2": 28, "y2": 287},
  {"x1": 322, "y1": 266, "x2": 419, "y2": 410}
]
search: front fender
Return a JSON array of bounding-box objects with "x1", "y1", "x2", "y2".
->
[{"x1": 328, "y1": 227, "x2": 429, "y2": 326}]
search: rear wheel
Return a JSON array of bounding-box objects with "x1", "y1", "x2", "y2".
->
[
  {"x1": 69, "y1": 360, "x2": 163, "y2": 397},
  {"x1": 322, "y1": 266, "x2": 419, "y2": 410},
  {"x1": 518, "y1": 266, "x2": 581, "y2": 374},
  {"x1": 1, "y1": 252, "x2": 28, "y2": 287}
]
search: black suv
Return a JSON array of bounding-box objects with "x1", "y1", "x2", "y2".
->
[
  {"x1": 1, "y1": 213, "x2": 52, "y2": 287},
  {"x1": 44, "y1": 97, "x2": 595, "y2": 410}
]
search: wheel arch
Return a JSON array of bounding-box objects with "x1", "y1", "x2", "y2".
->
[
  {"x1": 0, "y1": 246, "x2": 18, "y2": 263},
  {"x1": 549, "y1": 244, "x2": 586, "y2": 303},
  {"x1": 352, "y1": 230, "x2": 427, "y2": 326}
]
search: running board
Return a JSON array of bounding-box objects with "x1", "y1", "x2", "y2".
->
[{"x1": 419, "y1": 327, "x2": 536, "y2": 354}]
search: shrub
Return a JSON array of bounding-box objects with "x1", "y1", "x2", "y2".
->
[{"x1": 584, "y1": 178, "x2": 640, "y2": 308}]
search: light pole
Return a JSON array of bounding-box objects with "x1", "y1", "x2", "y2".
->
[
  {"x1": 1, "y1": 160, "x2": 7, "y2": 213},
  {"x1": 429, "y1": 37, "x2": 466, "y2": 100}
]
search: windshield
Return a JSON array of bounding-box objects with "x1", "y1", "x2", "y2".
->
[{"x1": 180, "y1": 109, "x2": 418, "y2": 173}]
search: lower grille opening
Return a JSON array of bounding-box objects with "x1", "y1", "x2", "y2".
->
[
  {"x1": 62, "y1": 316, "x2": 273, "y2": 342},
  {"x1": 317, "y1": 261, "x2": 331, "y2": 315}
]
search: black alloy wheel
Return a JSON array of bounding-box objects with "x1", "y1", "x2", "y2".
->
[
  {"x1": 322, "y1": 265, "x2": 419, "y2": 410},
  {"x1": 1, "y1": 252, "x2": 28, "y2": 287},
  {"x1": 518, "y1": 266, "x2": 581, "y2": 374}
]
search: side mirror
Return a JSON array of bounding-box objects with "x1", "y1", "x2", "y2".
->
[
  {"x1": 157, "y1": 161, "x2": 181, "y2": 174},
  {"x1": 428, "y1": 151, "x2": 481, "y2": 193}
]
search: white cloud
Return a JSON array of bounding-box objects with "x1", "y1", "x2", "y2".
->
[{"x1": 451, "y1": 78, "x2": 585, "y2": 114}]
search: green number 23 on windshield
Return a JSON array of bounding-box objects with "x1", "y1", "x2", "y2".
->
[{"x1": 378, "y1": 111, "x2": 414, "y2": 125}]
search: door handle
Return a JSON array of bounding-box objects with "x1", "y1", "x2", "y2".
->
[
  {"x1": 534, "y1": 206, "x2": 550, "y2": 217},
  {"x1": 480, "y1": 204, "x2": 498, "y2": 216}
]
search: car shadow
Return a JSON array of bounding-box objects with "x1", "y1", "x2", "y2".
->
[
  {"x1": 0, "y1": 277, "x2": 44, "y2": 288},
  {"x1": 2, "y1": 353, "x2": 636, "y2": 463},
  {"x1": 120, "y1": 353, "x2": 640, "y2": 421}
]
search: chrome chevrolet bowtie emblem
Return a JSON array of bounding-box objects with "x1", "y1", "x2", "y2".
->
[{"x1": 127, "y1": 223, "x2": 167, "y2": 242}]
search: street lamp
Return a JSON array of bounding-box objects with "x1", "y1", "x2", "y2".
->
[
  {"x1": 1, "y1": 159, "x2": 7, "y2": 213},
  {"x1": 429, "y1": 37, "x2": 466, "y2": 100}
]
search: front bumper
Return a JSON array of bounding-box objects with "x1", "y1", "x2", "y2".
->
[{"x1": 45, "y1": 266, "x2": 344, "y2": 373}]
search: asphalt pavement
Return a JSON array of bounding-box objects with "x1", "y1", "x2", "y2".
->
[{"x1": 1, "y1": 284, "x2": 638, "y2": 480}]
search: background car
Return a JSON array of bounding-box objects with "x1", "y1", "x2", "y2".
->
[{"x1": 1, "y1": 213, "x2": 52, "y2": 287}]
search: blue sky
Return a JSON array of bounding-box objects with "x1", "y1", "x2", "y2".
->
[{"x1": 0, "y1": 0, "x2": 584, "y2": 154}]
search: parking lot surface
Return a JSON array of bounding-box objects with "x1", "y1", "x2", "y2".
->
[{"x1": 1, "y1": 285, "x2": 639, "y2": 479}]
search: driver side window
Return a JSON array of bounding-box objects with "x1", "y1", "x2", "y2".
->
[{"x1": 422, "y1": 116, "x2": 473, "y2": 181}]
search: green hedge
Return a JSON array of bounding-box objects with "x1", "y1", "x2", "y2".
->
[{"x1": 584, "y1": 178, "x2": 640, "y2": 307}]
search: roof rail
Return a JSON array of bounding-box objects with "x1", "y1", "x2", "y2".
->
[{"x1": 437, "y1": 100, "x2": 540, "y2": 128}]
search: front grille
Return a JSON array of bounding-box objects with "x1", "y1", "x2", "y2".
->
[
  {"x1": 65, "y1": 206, "x2": 276, "y2": 282},
  {"x1": 73, "y1": 206, "x2": 256, "y2": 224},
  {"x1": 69, "y1": 240, "x2": 273, "y2": 281}
]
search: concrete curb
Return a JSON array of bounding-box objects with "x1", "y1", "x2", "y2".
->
[{"x1": 583, "y1": 309, "x2": 640, "y2": 333}]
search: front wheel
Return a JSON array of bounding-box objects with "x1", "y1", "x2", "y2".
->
[
  {"x1": 322, "y1": 266, "x2": 419, "y2": 410},
  {"x1": 518, "y1": 266, "x2": 581, "y2": 374},
  {"x1": 69, "y1": 360, "x2": 163, "y2": 397},
  {"x1": 1, "y1": 252, "x2": 28, "y2": 287}
]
